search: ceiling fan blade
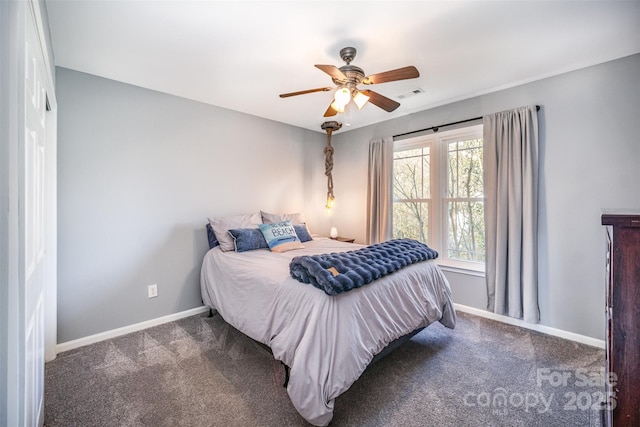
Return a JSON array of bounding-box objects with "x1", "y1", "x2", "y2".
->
[
  {"x1": 315, "y1": 64, "x2": 348, "y2": 82},
  {"x1": 362, "y1": 66, "x2": 419, "y2": 85},
  {"x1": 323, "y1": 103, "x2": 338, "y2": 117},
  {"x1": 279, "y1": 87, "x2": 333, "y2": 98},
  {"x1": 360, "y1": 90, "x2": 400, "y2": 112}
]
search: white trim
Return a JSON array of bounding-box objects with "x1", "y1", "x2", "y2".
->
[
  {"x1": 56, "y1": 306, "x2": 211, "y2": 354},
  {"x1": 54, "y1": 303, "x2": 604, "y2": 357},
  {"x1": 454, "y1": 303, "x2": 605, "y2": 349},
  {"x1": 29, "y1": 0, "x2": 56, "y2": 108},
  {"x1": 44, "y1": 106, "x2": 57, "y2": 362},
  {"x1": 439, "y1": 263, "x2": 485, "y2": 277}
]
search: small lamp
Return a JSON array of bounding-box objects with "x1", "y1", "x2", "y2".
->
[
  {"x1": 330, "y1": 227, "x2": 338, "y2": 239},
  {"x1": 325, "y1": 195, "x2": 335, "y2": 210}
]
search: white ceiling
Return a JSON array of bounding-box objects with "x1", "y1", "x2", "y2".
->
[{"x1": 45, "y1": 0, "x2": 640, "y2": 133}]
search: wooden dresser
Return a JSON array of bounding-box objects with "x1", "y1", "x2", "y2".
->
[{"x1": 601, "y1": 213, "x2": 640, "y2": 427}]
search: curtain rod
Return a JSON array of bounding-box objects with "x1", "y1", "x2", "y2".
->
[{"x1": 393, "y1": 105, "x2": 540, "y2": 139}]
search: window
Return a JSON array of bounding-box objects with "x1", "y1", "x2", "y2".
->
[{"x1": 393, "y1": 124, "x2": 484, "y2": 272}]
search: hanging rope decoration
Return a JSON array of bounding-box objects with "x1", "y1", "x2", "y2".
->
[
  {"x1": 324, "y1": 141, "x2": 334, "y2": 200},
  {"x1": 321, "y1": 121, "x2": 342, "y2": 209}
]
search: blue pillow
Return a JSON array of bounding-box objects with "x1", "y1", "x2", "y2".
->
[
  {"x1": 228, "y1": 228, "x2": 269, "y2": 252},
  {"x1": 258, "y1": 220, "x2": 305, "y2": 253},
  {"x1": 294, "y1": 224, "x2": 313, "y2": 243},
  {"x1": 206, "y1": 223, "x2": 219, "y2": 249}
]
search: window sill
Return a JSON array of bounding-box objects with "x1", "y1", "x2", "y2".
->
[{"x1": 438, "y1": 264, "x2": 486, "y2": 278}]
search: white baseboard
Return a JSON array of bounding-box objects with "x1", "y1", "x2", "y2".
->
[
  {"x1": 55, "y1": 303, "x2": 604, "y2": 356},
  {"x1": 55, "y1": 306, "x2": 211, "y2": 355},
  {"x1": 454, "y1": 303, "x2": 605, "y2": 349}
]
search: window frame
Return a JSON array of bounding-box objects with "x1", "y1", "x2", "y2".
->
[{"x1": 393, "y1": 124, "x2": 485, "y2": 273}]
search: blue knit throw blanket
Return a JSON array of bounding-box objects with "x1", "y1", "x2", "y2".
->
[{"x1": 289, "y1": 239, "x2": 438, "y2": 295}]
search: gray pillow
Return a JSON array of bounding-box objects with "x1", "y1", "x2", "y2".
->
[
  {"x1": 208, "y1": 212, "x2": 262, "y2": 252},
  {"x1": 261, "y1": 210, "x2": 306, "y2": 224}
]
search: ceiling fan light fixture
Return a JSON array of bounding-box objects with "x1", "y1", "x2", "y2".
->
[
  {"x1": 333, "y1": 87, "x2": 351, "y2": 108},
  {"x1": 330, "y1": 101, "x2": 345, "y2": 113},
  {"x1": 280, "y1": 47, "x2": 419, "y2": 118},
  {"x1": 353, "y1": 90, "x2": 370, "y2": 109}
]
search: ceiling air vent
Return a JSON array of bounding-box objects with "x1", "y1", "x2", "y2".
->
[{"x1": 397, "y1": 88, "x2": 425, "y2": 100}]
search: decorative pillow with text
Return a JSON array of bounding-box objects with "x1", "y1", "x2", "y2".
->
[{"x1": 258, "y1": 220, "x2": 304, "y2": 253}]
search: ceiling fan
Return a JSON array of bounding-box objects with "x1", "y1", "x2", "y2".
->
[{"x1": 279, "y1": 47, "x2": 420, "y2": 117}]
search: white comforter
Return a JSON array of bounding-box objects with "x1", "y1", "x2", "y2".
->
[{"x1": 200, "y1": 238, "x2": 456, "y2": 426}]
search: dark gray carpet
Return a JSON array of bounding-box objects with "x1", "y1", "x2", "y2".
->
[{"x1": 44, "y1": 311, "x2": 605, "y2": 426}]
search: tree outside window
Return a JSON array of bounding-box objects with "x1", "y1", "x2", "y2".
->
[{"x1": 445, "y1": 136, "x2": 484, "y2": 263}]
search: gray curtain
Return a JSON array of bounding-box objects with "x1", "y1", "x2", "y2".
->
[
  {"x1": 483, "y1": 105, "x2": 540, "y2": 323},
  {"x1": 366, "y1": 136, "x2": 394, "y2": 244}
]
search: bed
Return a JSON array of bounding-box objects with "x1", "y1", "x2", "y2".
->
[{"x1": 200, "y1": 217, "x2": 455, "y2": 426}]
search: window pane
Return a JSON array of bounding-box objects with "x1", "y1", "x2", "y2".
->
[
  {"x1": 393, "y1": 201, "x2": 429, "y2": 243},
  {"x1": 446, "y1": 201, "x2": 485, "y2": 262},
  {"x1": 393, "y1": 147, "x2": 429, "y2": 200},
  {"x1": 394, "y1": 147, "x2": 423, "y2": 160},
  {"x1": 447, "y1": 138, "x2": 483, "y2": 198}
]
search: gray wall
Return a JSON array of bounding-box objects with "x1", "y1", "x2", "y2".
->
[
  {"x1": 56, "y1": 67, "x2": 324, "y2": 342},
  {"x1": 58, "y1": 54, "x2": 639, "y2": 344},
  {"x1": 325, "y1": 54, "x2": 640, "y2": 340}
]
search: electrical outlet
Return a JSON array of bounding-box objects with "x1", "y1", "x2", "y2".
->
[{"x1": 148, "y1": 284, "x2": 158, "y2": 298}]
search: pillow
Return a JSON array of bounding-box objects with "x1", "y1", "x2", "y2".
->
[
  {"x1": 261, "y1": 210, "x2": 306, "y2": 225},
  {"x1": 294, "y1": 224, "x2": 313, "y2": 243},
  {"x1": 208, "y1": 212, "x2": 262, "y2": 252},
  {"x1": 228, "y1": 228, "x2": 268, "y2": 252},
  {"x1": 206, "y1": 223, "x2": 219, "y2": 249},
  {"x1": 258, "y1": 220, "x2": 305, "y2": 253}
]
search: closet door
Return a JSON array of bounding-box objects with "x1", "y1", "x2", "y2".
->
[
  {"x1": 1, "y1": 1, "x2": 54, "y2": 424},
  {"x1": 22, "y1": 5, "x2": 48, "y2": 425}
]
